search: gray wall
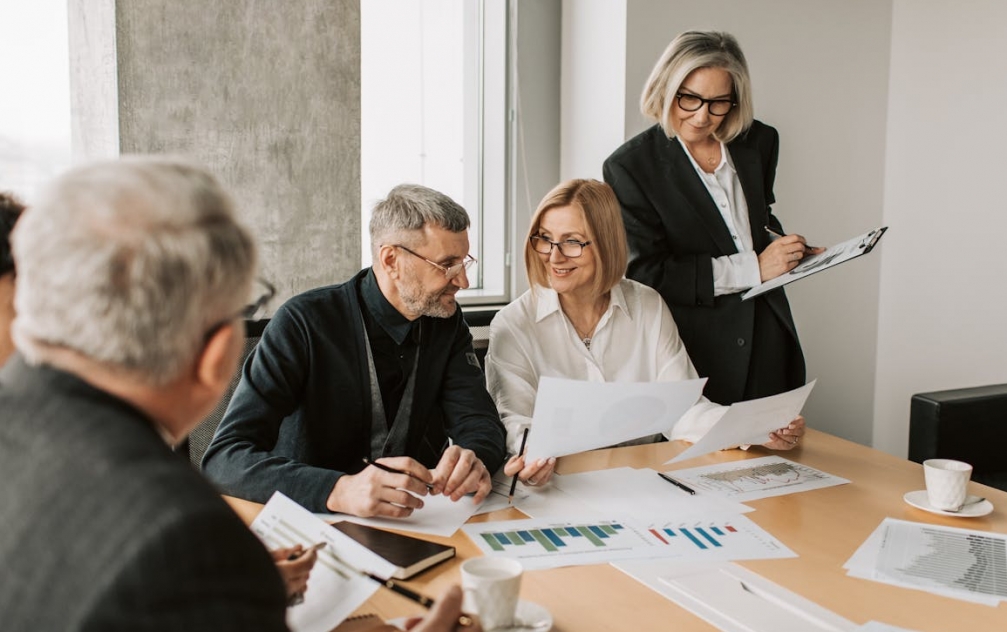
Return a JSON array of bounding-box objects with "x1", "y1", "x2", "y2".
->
[{"x1": 69, "y1": 0, "x2": 362, "y2": 305}]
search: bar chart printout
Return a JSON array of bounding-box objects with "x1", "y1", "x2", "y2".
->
[
  {"x1": 669, "y1": 455, "x2": 849, "y2": 502},
  {"x1": 463, "y1": 515, "x2": 794, "y2": 570}
]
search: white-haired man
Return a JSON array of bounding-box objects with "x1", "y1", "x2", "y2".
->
[{"x1": 0, "y1": 159, "x2": 475, "y2": 631}]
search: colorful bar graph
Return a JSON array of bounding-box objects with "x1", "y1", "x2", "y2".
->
[
  {"x1": 473, "y1": 522, "x2": 628, "y2": 554},
  {"x1": 644, "y1": 524, "x2": 738, "y2": 549}
]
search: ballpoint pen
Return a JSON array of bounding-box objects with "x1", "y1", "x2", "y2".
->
[
  {"x1": 765, "y1": 226, "x2": 819, "y2": 252},
  {"x1": 657, "y1": 471, "x2": 696, "y2": 495},
  {"x1": 508, "y1": 427, "x2": 530, "y2": 505},
  {"x1": 328, "y1": 548, "x2": 474, "y2": 627},
  {"x1": 362, "y1": 457, "x2": 435, "y2": 491}
]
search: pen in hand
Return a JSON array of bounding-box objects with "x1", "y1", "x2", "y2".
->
[
  {"x1": 657, "y1": 471, "x2": 696, "y2": 495},
  {"x1": 286, "y1": 541, "x2": 327, "y2": 561},
  {"x1": 508, "y1": 427, "x2": 531, "y2": 505},
  {"x1": 362, "y1": 457, "x2": 435, "y2": 491},
  {"x1": 765, "y1": 226, "x2": 820, "y2": 253}
]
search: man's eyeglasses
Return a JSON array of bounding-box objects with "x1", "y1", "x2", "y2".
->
[
  {"x1": 675, "y1": 92, "x2": 735, "y2": 117},
  {"x1": 392, "y1": 244, "x2": 477, "y2": 280},
  {"x1": 530, "y1": 235, "x2": 592, "y2": 258},
  {"x1": 243, "y1": 277, "x2": 276, "y2": 319}
]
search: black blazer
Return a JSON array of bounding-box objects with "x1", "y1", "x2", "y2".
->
[{"x1": 603, "y1": 120, "x2": 805, "y2": 405}]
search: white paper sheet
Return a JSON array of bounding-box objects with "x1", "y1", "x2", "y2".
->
[
  {"x1": 474, "y1": 468, "x2": 532, "y2": 515},
  {"x1": 666, "y1": 455, "x2": 849, "y2": 502},
  {"x1": 462, "y1": 513, "x2": 793, "y2": 571},
  {"x1": 613, "y1": 560, "x2": 856, "y2": 632},
  {"x1": 545, "y1": 467, "x2": 753, "y2": 522},
  {"x1": 251, "y1": 492, "x2": 387, "y2": 632},
  {"x1": 316, "y1": 491, "x2": 483, "y2": 538},
  {"x1": 667, "y1": 381, "x2": 815, "y2": 464},
  {"x1": 844, "y1": 518, "x2": 1006, "y2": 607},
  {"x1": 524, "y1": 376, "x2": 706, "y2": 461},
  {"x1": 858, "y1": 623, "x2": 922, "y2": 632}
]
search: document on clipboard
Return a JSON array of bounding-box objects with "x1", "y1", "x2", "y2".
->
[{"x1": 743, "y1": 226, "x2": 887, "y2": 300}]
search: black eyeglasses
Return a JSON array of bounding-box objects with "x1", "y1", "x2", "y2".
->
[
  {"x1": 675, "y1": 92, "x2": 735, "y2": 117},
  {"x1": 391, "y1": 244, "x2": 477, "y2": 280},
  {"x1": 242, "y1": 277, "x2": 276, "y2": 319},
  {"x1": 530, "y1": 235, "x2": 592, "y2": 258}
]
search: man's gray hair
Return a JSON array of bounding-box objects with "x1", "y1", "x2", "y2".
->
[
  {"x1": 369, "y1": 184, "x2": 470, "y2": 258},
  {"x1": 11, "y1": 156, "x2": 257, "y2": 385}
]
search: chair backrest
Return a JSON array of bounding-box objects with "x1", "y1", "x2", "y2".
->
[
  {"x1": 909, "y1": 383, "x2": 1007, "y2": 491},
  {"x1": 184, "y1": 318, "x2": 269, "y2": 467},
  {"x1": 463, "y1": 307, "x2": 497, "y2": 369}
]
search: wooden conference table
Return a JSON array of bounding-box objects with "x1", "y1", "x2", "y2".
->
[{"x1": 226, "y1": 429, "x2": 1007, "y2": 631}]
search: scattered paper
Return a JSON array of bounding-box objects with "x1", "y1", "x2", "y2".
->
[
  {"x1": 251, "y1": 492, "x2": 387, "y2": 632},
  {"x1": 668, "y1": 381, "x2": 815, "y2": 464},
  {"x1": 524, "y1": 376, "x2": 706, "y2": 461},
  {"x1": 666, "y1": 456, "x2": 849, "y2": 502},
  {"x1": 316, "y1": 491, "x2": 483, "y2": 538}
]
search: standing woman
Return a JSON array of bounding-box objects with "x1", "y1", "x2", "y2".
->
[{"x1": 603, "y1": 31, "x2": 820, "y2": 406}]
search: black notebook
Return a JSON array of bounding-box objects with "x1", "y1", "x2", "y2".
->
[{"x1": 330, "y1": 520, "x2": 455, "y2": 580}]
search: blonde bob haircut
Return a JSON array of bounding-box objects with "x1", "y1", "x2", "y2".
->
[
  {"x1": 640, "y1": 30, "x2": 754, "y2": 143},
  {"x1": 525, "y1": 179, "x2": 627, "y2": 298}
]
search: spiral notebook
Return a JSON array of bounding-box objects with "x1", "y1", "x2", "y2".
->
[{"x1": 330, "y1": 520, "x2": 455, "y2": 579}]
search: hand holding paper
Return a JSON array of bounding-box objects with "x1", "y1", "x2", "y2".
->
[
  {"x1": 524, "y1": 376, "x2": 706, "y2": 461},
  {"x1": 667, "y1": 381, "x2": 816, "y2": 464}
]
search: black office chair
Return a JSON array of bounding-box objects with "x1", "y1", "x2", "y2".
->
[
  {"x1": 463, "y1": 307, "x2": 497, "y2": 369},
  {"x1": 180, "y1": 318, "x2": 270, "y2": 467},
  {"x1": 908, "y1": 384, "x2": 1007, "y2": 491}
]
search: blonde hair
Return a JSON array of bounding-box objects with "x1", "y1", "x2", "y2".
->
[
  {"x1": 525, "y1": 179, "x2": 627, "y2": 298},
  {"x1": 640, "y1": 30, "x2": 754, "y2": 143}
]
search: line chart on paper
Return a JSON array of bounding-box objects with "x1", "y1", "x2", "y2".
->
[{"x1": 667, "y1": 456, "x2": 849, "y2": 502}]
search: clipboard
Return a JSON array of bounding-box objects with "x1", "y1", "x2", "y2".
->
[{"x1": 742, "y1": 226, "x2": 887, "y2": 300}]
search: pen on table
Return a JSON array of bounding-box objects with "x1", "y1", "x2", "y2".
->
[
  {"x1": 508, "y1": 427, "x2": 530, "y2": 505},
  {"x1": 657, "y1": 471, "x2": 696, "y2": 495},
  {"x1": 287, "y1": 541, "x2": 327, "y2": 561},
  {"x1": 362, "y1": 457, "x2": 435, "y2": 491}
]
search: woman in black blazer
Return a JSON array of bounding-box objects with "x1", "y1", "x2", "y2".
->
[{"x1": 604, "y1": 31, "x2": 819, "y2": 421}]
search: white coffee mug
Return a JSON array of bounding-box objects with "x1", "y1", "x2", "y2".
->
[
  {"x1": 923, "y1": 458, "x2": 972, "y2": 511},
  {"x1": 460, "y1": 557, "x2": 523, "y2": 629}
]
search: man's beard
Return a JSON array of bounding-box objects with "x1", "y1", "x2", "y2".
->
[{"x1": 400, "y1": 278, "x2": 457, "y2": 319}]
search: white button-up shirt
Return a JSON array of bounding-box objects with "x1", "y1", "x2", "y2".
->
[
  {"x1": 678, "y1": 137, "x2": 762, "y2": 295},
  {"x1": 485, "y1": 279, "x2": 726, "y2": 454}
]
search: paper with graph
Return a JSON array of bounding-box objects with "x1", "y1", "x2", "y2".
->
[
  {"x1": 665, "y1": 456, "x2": 849, "y2": 502},
  {"x1": 462, "y1": 514, "x2": 794, "y2": 570},
  {"x1": 250, "y1": 492, "x2": 386, "y2": 632}
]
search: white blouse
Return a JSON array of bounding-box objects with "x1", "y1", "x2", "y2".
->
[{"x1": 485, "y1": 278, "x2": 726, "y2": 454}]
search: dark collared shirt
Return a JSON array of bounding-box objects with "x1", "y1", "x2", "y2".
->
[
  {"x1": 202, "y1": 268, "x2": 507, "y2": 512},
  {"x1": 358, "y1": 271, "x2": 420, "y2": 427}
]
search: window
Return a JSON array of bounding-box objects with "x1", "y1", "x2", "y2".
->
[
  {"x1": 0, "y1": 1, "x2": 72, "y2": 201},
  {"x1": 361, "y1": 0, "x2": 509, "y2": 304}
]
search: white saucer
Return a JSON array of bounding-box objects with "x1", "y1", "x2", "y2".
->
[
  {"x1": 384, "y1": 600, "x2": 552, "y2": 631},
  {"x1": 490, "y1": 600, "x2": 553, "y2": 631},
  {"x1": 903, "y1": 490, "x2": 993, "y2": 517}
]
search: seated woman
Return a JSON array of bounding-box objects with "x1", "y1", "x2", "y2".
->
[{"x1": 485, "y1": 179, "x2": 804, "y2": 485}]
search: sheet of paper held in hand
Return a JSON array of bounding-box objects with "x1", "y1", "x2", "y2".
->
[
  {"x1": 742, "y1": 227, "x2": 887, "y2": 300},
  {"x1": 317, "y1": 491, "x2": 485, "y2": 538},
  {"x1": 251, "y1": 492, "x2": 392, "y2": 632},
  {"x1": 667, "y1": 381, "x2": 816, "y2": 464},
  {"x1": 523, "y1": 376, "x2": 706, "y2": 462}
]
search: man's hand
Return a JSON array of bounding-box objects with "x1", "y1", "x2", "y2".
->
[
  {"x1": 404, "y1": 585, "x2": 483, "y2": 632},
  {"x1": 325, "y1": 456, "x2": 432, "y2": 518},
  {"x1": 432, "y1": 445, "x2": 492, "y2": 503},
  {"x1": 270, "y1": 544, "x2": 319, "y2": 602}
]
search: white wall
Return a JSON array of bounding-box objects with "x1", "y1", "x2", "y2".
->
[
  {"x1": 873, "y1": 1, "x2": 1007, "y2": 455},
  {"x1": 560, "y1": 0, "x2": 627, "y2": 180},
  {"x1": 615, "y1": 0, "x2": 893, "y2": 445}
]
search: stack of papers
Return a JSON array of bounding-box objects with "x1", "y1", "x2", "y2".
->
[{"x1": 844, "y1": 518, "x2": 1007, "y2": 606}]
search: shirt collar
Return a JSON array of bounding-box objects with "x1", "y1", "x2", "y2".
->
[
  {"x1": 532, "y1": 281, "x2": 631, "y2": 323},
  {"x1": 676, "y1": 136, "x2": 735, "y2": 177},
  {"x1": 361, "y1": 268, "x2": 417, "y2": 345}
]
